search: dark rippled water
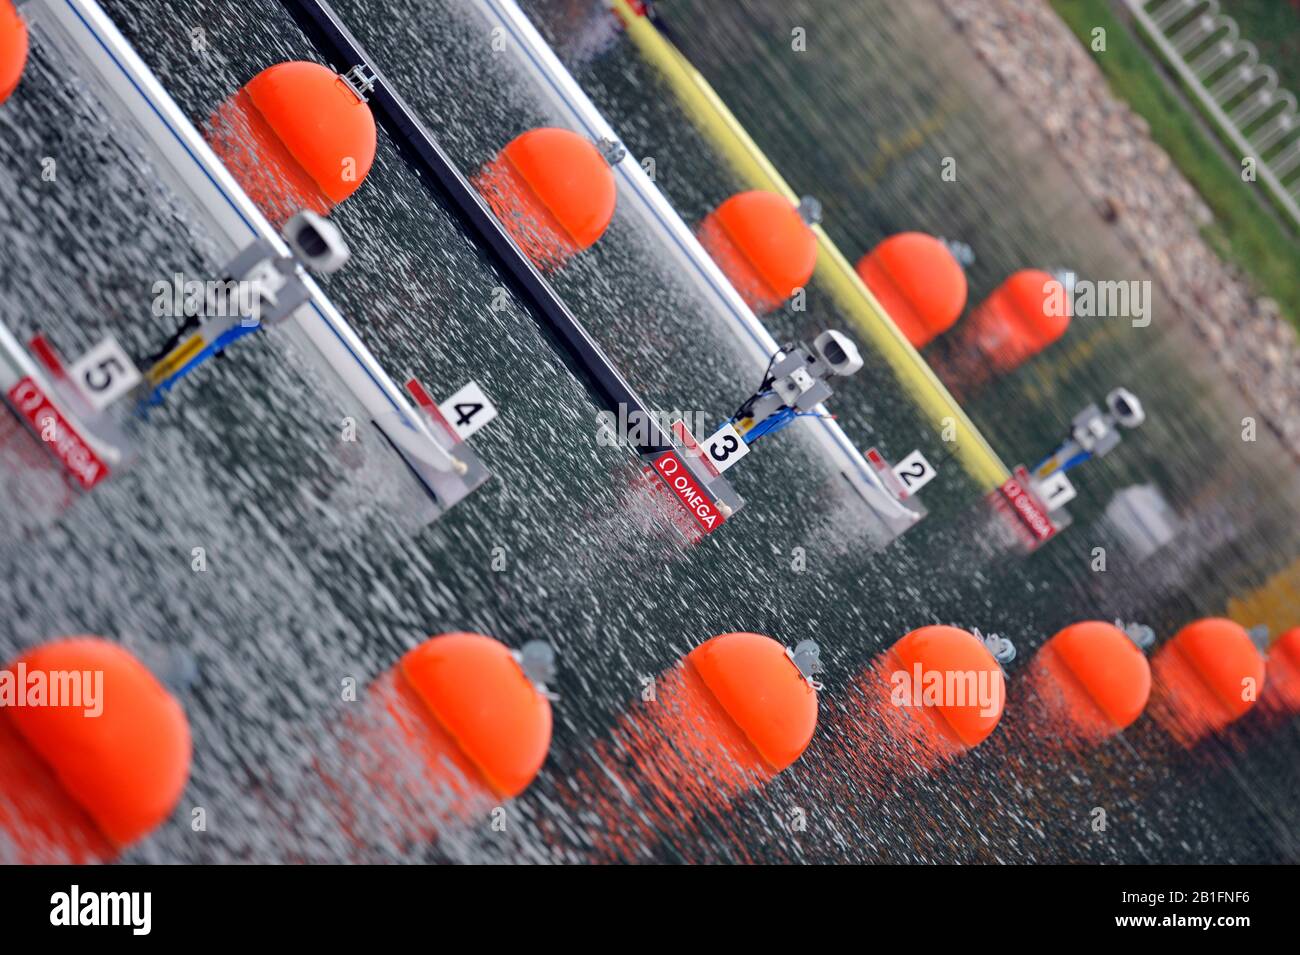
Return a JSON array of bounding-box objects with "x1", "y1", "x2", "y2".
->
[{"x1": 0, "y1": 0, "x2": 1296, "y2": 862}]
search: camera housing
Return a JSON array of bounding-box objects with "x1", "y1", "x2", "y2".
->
[
  {"x1": 813, "y1": 330, "x2": 863, "y2": 377},
  {"x1": 1106, "y1": 387, "x2": 1145, "y2": 429},
  {"x1": 283, "y1": 211, "x2": 350, "y2": 274}
]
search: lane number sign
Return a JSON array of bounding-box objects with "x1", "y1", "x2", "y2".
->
[
  {"x1": 67, "y1": 335, "x2": 142, "y2": 411},
  {"x1": 438, "y1": 380, "x2": 497, "y2": 440},
  {"x1": 1032, "y1": 469, "x2": 1077, "y2": 512},
  {"x1": 891, "y1": 449, "x2": 937, "y2": 495},
  {"x1": 700, "y1": 422, "x2": 749, "y2": 474}
]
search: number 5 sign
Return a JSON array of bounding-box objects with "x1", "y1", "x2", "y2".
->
[{"x1": 68, "y1": 335, "x2": 142, "y2": 411}]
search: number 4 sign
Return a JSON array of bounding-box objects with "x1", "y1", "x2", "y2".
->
[
  {"x1": 67, "y1": 335, "x2": 142, "y2": 411},
  {"x1": 891, "y1": 449, "x2": 937, "y2": 496},
  {"x1": 438, "y1": 381, "x2": 497, "y2": 440}
]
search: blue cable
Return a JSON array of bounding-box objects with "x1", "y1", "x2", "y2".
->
[
  {"x1": 743, "y1": 407, "x2": 795, "y2": 443},
  {"x1": 735, "y1": 407, "x2": 826, "y2": 445},
  {"x1": 1033, "y1": 445, "x2": 1093, "y2": 477},
  {"x1": 142, "y1": 321, "x2": 261, "y2": 408},
  {"x1": 1056, "y1": 449, "x2": 1093, "y2": 474}
]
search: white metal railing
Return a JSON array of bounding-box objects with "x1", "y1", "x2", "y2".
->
[{"x1": 1127, "y1": 0, "x2": 1300, "y2": 227}]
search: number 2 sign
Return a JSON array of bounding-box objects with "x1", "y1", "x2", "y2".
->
[{"x1": 891, "y1": 449, "x2": 937, "y2": 496}]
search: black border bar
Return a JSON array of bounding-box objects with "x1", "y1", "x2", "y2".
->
[{"x1": 1, "y1": 864, "x2": 1281, "y2": 938}]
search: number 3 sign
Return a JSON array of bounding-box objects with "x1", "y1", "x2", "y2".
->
[{"x1": 700, "y1": 422, "x2": 749, "y2": 474}]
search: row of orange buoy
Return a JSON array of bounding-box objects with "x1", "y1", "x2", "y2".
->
[
  {"x1": 892, "y1": 618, "x2": 1290, "y2": 762},
  {"x1": 469, "y1": 120, "x2": 1069, "y2": 377},
  {"x1": 472, "y1": 124, "x2": 1068, "y2": 378},
  {"x1": 0, "y1": 6, "x2": 1062, "y2": 371},
  {"x1": 474, "y1": 123, "x2": 823, "y2": 314},
  {"x1": 0, "y1": 14, "x2": 804, "y2": 308},
  {"x1": 1, "y1": 15, "x2": 1065, "y2": 384},
  {"x1": 857, "y1": 232, "x2": 1069, "y2": 371},
  {"x1": 5, "y1": 619, "x2": 1295, "y2": 859},
  {"x1": 191, "y1": 60, "x2": 825, "y2": 336},
  {"x1": 2, "y1": 16, "x2": 1295, "y2": 856}
]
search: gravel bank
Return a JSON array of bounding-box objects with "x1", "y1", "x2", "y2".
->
[{"x1": 938, "y1": 0, "x2": 1300, "y2": 457}]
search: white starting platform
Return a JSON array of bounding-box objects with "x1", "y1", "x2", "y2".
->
[{"x1": 6, "y1": 0, "x2": 496, "y2": 524}]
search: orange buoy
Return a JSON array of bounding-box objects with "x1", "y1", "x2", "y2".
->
[
  {"x1": 0, "y1": 0, "x2": 27, "y2": 105},
  {"x1": 1035, "y1": 621, "x2": 1151, "y2": 737},
  {"x1": 698, "y1": 191, "x2": 819, "y2": 314},
  {"x1": 1274, "y1": 628, "x2": 1300, "y2": 663},
  {"x1": 887, "y1": 625, "x2": 1006, "y2": 749},
  {"x1": 1151, "y1": 618, "x2": 1266, "y2": 744},
  {"x1": 538, "y1": 634, "x2": 818, "y2": 861},
  {"x1": 244, "y1": 62, "x2": 376, "y2": 204},
  {"x1": 396, "y1": 633, "x2": 553, "y2": 800},
  {"x1": 325, "y1": 634, "x2": 553, "y2": 855},
  {"x1": 687, "y1": 632, "x2": 818, "y2": 772},
  {"x1": 828, "y1": 627, "x2": 1009, "y2": 800},
  {"x1": 0, "y1": 637, "x2": 190, "y2": 860},
  {"x1": 949, "y1": 269, "x2": 1069, "y2": 376},
  {"x1": 857, "y1": 232, "x2": 967, "y2": 348},
  {"x1": 474, "y1": 127, "x2": 618, "y2": 271},
  {"x1": 209, "y1": 61, "x2": 376, "y2": 223}
]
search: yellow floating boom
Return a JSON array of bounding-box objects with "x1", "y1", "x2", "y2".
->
[
  {"x1": 1226, "y1": 557, "x2": 1300, "y2": 644},
  {"x1": 609, "y1": 0, "x2": 1009, "y2": 490}
]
